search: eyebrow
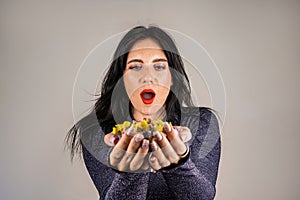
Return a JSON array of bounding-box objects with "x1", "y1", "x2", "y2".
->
[
  {"x1": 127, "y1": 59, "x2": 143, "y2": 64},
  {"x1": 127, "y1": 58, "x2": 168, "y2": 64},
  {"x1": 153, "y1": 58, "x2": 168, "y2": 63}
]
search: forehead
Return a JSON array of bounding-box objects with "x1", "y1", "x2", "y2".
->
[{"x1": 127, "y1": 38, "x2": 166, "y2": 59}]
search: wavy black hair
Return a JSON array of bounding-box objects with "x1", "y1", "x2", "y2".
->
[{"x1": 65, "y1": 25, "x2": 194, "y2": 161}]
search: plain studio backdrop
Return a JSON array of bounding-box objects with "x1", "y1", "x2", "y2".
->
[{"x1": 1, "y1": 1, "x2": 299, "y2": 199}]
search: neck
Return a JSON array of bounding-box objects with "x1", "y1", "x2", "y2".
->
[{"x1": 132, "y1": 107, "x2": 166, "y2": 122}]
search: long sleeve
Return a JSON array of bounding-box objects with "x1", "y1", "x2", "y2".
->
[
  {"x1": 104, "y1": 172, "x2": 149, "y2": 200},
  {"x1": 81, "y1": 107, "x2": 221, "y2": 200},
  {"x1": 82, "y1": 145, "x2": 150, "y2": 200},
  {"x1": 161, "y1": 108, "x2": 221, "y2": 200},
  {"x1": 80, "y1": 115, "x2": 151, "y2": 200}
]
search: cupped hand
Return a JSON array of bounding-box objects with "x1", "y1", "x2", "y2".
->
[
  {"x1": 104, "y1": 123, "x2": 192, "y2": 172},
  {"x1": 104, "y1": 127, "x2": 150, "y2": 172},
  {"x1": 149, "y1": 123, "x2": 192, "y2": 171}
]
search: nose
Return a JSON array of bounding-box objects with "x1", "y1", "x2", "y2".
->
[
  {"x1": 139, "y1": 67, "x2": 156, "y2": 84},
  {"x1": 142, "y1": 75, "x2": 154, "y2": 84}
]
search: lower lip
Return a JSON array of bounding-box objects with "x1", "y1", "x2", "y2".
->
[{"x1": 141, "y1": 97, "x2": 155, "y2": 104}]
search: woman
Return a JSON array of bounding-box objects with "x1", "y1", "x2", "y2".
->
[{"x1": 65, "y1": 26, "x2": 221, "y2": 200}]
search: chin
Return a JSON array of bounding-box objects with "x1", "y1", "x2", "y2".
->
[{"x1": 143, "y1": 103, "x2": 164, "y2": 114}]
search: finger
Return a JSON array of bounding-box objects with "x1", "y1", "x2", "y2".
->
[
  {"x1": 109, "y1": 127, "x2": 135, "y2": 167},
  {"x1": 169, "y1": 128, "x2": 188, "y2": 156},
  {"x1": 163, "y1": 122, "x2": 177, "y2": 142},
  {"x1": 127, "y1": 134, "x2": 144, "y2": 153},
  {"x1": 118, "y1": 134, "x2": 144, "y2": 171},
  {"x1": 130, "y1": 139, "x2": 149, "y2": 171},
  {"x1": 117, "y1": 151, "x2": 134, "y2": 172},
  {"x1": 153, "y1": 130, "x2": 168, "y2": 148},
  {"x1": 140, "y1": 155, "x2": 150, "y2": 171},
  {"x1": 153, "y1": 131, "x2": 179, "y2": 164},
  {"x1": 114, "y1": 126, "x2": 135, "y2": 150},
  {"x1": 150, "y1": 141, "x2": 171, "y2": 168},
  {"x1": 175, "y1": 126, "x2": 192, "y2": 142},
  {"x1": 104, "y1": 133, "x2": 121, "y2": 146},
  {"x1": 109, "y1": 146, "x2": 125, "y2": 167},
  {"x1": 149, "y1": 154, "x2": 161, "y2": 171}
]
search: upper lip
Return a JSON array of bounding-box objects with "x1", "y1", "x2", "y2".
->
[{"x1": 140, "y1": 89, "x2": 156, "y2": 97}]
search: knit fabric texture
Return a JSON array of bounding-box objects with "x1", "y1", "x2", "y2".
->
[{"x1": 81, "y1": 107, "x2": 221, "y2": 200}]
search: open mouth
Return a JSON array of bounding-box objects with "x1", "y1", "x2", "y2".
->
[{"x1": 140, "y1": 89, "x2": 156, "y2": 104}]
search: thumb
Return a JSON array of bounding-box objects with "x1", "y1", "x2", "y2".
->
[{"x1": 177, "y1": 127, "x2": 192, "y2": 142}]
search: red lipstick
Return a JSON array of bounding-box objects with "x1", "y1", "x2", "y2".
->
[{"x1": 140, "y1": 89, "x2": 156, "y2": 104}]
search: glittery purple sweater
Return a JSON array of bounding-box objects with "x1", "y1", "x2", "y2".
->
[{"x1": 82, "y1": 107, "x2": 221, "y2": 200}]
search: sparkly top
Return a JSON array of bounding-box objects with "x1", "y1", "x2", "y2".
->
[{"x1": 81, "y1": 107, "x2": 221, "y2": 200}]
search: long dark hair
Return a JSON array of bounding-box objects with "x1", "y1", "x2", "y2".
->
[{"x1": 65, "y1": 25, "x2": 194, "y2": 161}]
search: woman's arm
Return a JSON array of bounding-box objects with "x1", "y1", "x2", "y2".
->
[
  {"x1": 161, "y1": 108, "x2": 221, "y2": 200},
  {"x1": 105, "y1": 171, "x2": 149, "y2": 200},
  {"x1": 81, "y1": 128, "x2": 150, "y2": 200},
  {"x1": 82, "y1": 144, "x2": 150, "y2": 200}
]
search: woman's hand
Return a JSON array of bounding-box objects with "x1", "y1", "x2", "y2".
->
[
  {"x1": 149, "y1": 123, "x2": 191, "y2": 171},
  {"x1": 104, "y1": 128, "x2": 150, "y2": 172},
  {"x1": 104, "y1": 123, "x2": 191, "y2": 172}
]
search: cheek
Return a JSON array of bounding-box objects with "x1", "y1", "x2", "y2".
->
[
  {"x1": 155, "y1": 86, "x2": 170, "y2": 104},
  {"x1": 123, "y1": 73, "x2": 137, "y2": 97},
  {"x1": 155, "y1": 72, "x2": 172, "y2": 104},
  {"x1": 157, "y1": 71, "x2": 172, "y2": 89}
]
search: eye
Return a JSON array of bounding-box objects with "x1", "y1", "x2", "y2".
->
[
  {"x1": 128, "y1": 65, "x2": 142, "y2": 70},
  {"x1": 154, "y1": 64, "x2": 166, "y2": 71}
]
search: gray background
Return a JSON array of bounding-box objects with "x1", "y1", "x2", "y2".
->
[{"x1": 1, "y1": 0, "x2": 299, "y2": 199}]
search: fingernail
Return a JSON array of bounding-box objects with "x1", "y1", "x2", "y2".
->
[
  {"x1": 150, "y1": 141, "x2": 158, "y2": 151},
  {"x1": 163, "y1": 122, "x2": 171, "y2": 132},
  {"x1": 153, "y1": 131, "x2": 162, "y2": 141},
  {"x1": 126, "y1": 125, "x2": 134, "y2": 136},
  {"x1": 142, "y1": 139, "x2": 149, "y2": 149},
  {"x1": 134, "y1": 134, "x2": 143, "y2": 143},
  {"x1": 109, "y1": 136, "x2": 115, "y2": 144},
  {"x1": 150, "y1": 156, "x2": 156, "y2": 162},
  {"x1": 181, "y1": 134, "x2": 187, "y2": 141}
]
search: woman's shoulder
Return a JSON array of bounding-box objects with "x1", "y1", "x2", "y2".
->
[
  {"x1": 182, "y1": 107, "x2": 220, "y2": 155},
  {"x1": 76, "y1": 111, "x2": 107, "y2": 148},
  {"x1": 76, "y1": 111, "x2": 114, "y2": 134},
  {"x1": 180, "y1": 107, "x2": 219, "y2": 135},
  {"x1": 76, "y1": 111, "x2": 99, "y2": 132}
]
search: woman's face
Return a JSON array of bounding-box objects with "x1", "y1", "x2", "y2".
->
[{"x1": 123, "y1": 38, "x2": 172, "y2": 120}]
